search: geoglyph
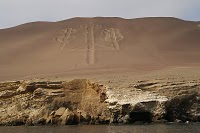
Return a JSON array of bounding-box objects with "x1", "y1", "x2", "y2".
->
[
  {"x1": 56, "y1": 23, "x2": 124, "y2": 64},
  {"x1": 56, "y1": 28, "x2": 76, "y2": 50},
  {"x1": 101, "y1": 28, "x2": 123, "y2": 50}
]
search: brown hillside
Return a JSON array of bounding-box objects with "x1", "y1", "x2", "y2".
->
[{"x1": 0, "y1": 17, "x2": 200, "y2": 81}]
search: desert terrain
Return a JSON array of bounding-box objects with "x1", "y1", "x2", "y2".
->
[
  {"x1": 0, "y1": 17, "x2": 200, "y2": 81},
  {"x1": 0, "y1": 17, "x2": 200, "y2": 125}
]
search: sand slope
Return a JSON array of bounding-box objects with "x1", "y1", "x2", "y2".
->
[{"x1": 0, "y1": 17, "x2": 200, "y2": 81}]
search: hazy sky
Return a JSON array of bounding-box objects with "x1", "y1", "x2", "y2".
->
[{"x1": 0, "y1": 0, "x2": 200, "y2": 29}]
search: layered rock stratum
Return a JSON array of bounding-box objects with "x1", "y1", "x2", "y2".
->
[{"x1": 1, "y1": 69, "x2": 200, "y2": 126}]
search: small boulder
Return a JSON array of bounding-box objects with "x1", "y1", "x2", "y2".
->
[
  {"x1": 16, "y1": 86, "x2": 26, "y2": 93},
  {"x1": 46, "y1": 115, "x2": 53, "y2": 124},
  {"x1": 59, "y1": 108, "x2": 71, "y2": 125},
  {"x1": 122, "y1": 115, "x2": 129, "y2": 124},
  {"x1": 33, "y1": 118, "x2": 46, "y2": 125},
  {"x1": 55, "y1": 107, "x2": 66, "y2": 117},
  {"x1": 174, "y1": 119, "x2": 182, "y2": 123},
  {"x1": 83, "y1": 113, "x2": 91, "y2": 124},
  {"x1": 66, "y1": 112, "x2": 75, "y2": 125}
]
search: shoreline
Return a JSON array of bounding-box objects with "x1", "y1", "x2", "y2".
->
[{"x1": 1, "y1": 75, "x2": 200, "y2": 126}]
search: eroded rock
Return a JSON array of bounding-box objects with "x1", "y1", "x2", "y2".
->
[{"x1": 0, "y1": 79, "x2": 200, "y2": 126}]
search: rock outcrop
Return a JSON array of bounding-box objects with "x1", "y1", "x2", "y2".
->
[
  {"x1": 0, "y1": 79, "x2": 108, "y2": 125},
  {"x1": 0, "y1": 79, "x2": 200, "y2": 126}
]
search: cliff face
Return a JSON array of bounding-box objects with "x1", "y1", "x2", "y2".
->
[
  {"x1": 0, "y1": 79, "x2": 108, "y2": 125},
  {"x1": 1, "y1": 78, "x2": 200, "y2": 126}
]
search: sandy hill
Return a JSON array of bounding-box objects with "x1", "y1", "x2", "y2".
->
[{"x1": 0, "y1": 17, "x2": 200, "y2": 81}]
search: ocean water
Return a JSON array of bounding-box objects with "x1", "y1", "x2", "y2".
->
[{"x1": 1, "y1": 123, "x2": 200, "y2": 133}]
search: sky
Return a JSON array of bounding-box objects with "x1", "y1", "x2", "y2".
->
[{"x1": 0, "y1": 0, "x2": 200, "y2": 29}]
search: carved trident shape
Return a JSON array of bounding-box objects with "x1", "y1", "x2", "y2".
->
[
  {"x1": 56, "y1": 28, "x2": 76, "y2": 50},
  {"x1": 78, "y1": 22, "x2": 101, "y2": 64},
  {"x1": 102, "y1": 28, "x2": 123, "y2": 50},
  {"x1": 55, "y1": 23, "x2": 124, "y2": 65}
]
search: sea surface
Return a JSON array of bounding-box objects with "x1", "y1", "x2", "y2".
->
[{"x1": 1, "y1": 123, "x2": 200, "y2": 133}]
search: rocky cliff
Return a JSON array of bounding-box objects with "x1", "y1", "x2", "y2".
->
[{"x1": 1, "y1": 78, "x2": 200, "y2": 126}]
